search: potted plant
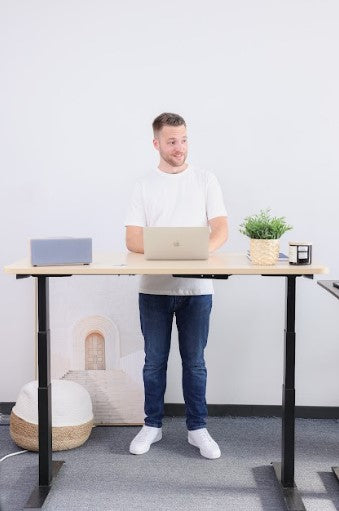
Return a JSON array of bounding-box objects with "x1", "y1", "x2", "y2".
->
[{"x1": 239, "y1": 209, "x2": 292, "y2": 265}]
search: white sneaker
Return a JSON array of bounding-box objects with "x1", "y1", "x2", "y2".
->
[
  {"x1": 188, "y1": 428, "x2": 221, "y2": 459},
  {"x1": 129, "y1": 425, "x2": 162, "y2": 455}
]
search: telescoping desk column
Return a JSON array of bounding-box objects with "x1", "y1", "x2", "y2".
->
[{"x1": 4, "y1": 253, "x2": 328, "y2": 510}]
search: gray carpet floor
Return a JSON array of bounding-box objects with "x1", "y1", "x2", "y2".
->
[{"x1": 0, "y1": 417, "x2": 338, "y2": 511}]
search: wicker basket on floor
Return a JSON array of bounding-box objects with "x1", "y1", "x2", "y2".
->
[{"x1": 10, "y1": 380, "x2": 94, "y2": 452}]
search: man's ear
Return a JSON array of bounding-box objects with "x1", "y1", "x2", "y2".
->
[{"x1": 153, "y1": 138, "x2": 159, "y2": 150}]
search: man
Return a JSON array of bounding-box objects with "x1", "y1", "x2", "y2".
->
[{"x1": 125, "y1": 113, "x2": 228, "y2": 459}]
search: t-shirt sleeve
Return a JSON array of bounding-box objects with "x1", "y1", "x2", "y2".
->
[
  {"x1": 124, "y1": 182, "x2": 147, "y2": 227},
  {"x1": 206, "y1": 173, "x2": 228, "y2": 220}
]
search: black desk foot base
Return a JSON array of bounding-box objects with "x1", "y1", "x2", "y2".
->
[
  {"x1": 24, "y1": 461, "x2": 64, "y2": 509},
  {"x1": 271, "y1": 462, "x2": 306, "y2": 511},
  {"x1": 332, "y1": 466, "x2": 339, "y2": 482}
]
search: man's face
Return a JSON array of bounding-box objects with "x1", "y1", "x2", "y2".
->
[{"x1": 153, "y1": 125, "x2": 188, "y2": 168}]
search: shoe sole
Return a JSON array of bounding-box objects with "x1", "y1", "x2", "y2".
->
[{"x1": 129, "y1": 432, "x2": 162, "y2": 455}]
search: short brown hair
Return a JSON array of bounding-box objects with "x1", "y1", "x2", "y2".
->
[{"x1": 152, "y1": 112, "x2": 186, "y2": 136}]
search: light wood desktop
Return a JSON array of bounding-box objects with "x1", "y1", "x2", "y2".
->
[
  {"x1": 4, "y1": 253, "x2": 328, "y2": 511},
  {"x1": 5, "y1": 252, "x2": 325, "y2": 276}
]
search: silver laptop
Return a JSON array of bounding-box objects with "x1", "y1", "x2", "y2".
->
[{"x1": 143, "y1": 227, "x2": 209, "y2": 260}]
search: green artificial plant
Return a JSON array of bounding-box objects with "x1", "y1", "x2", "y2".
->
[{"x1": 239, "y1": 209, "x2": 292, "y2": 240}]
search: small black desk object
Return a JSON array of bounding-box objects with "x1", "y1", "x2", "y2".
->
[{"x1": 317, "y1": 280, "x2": 339, "y2": 483}]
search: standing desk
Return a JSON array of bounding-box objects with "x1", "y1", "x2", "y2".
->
[
  {"x1": 317, "y1": 280, "x2": 339, "y2": 483},
  {"x1": 4, "y1": 252, "x2": 328, "y2": 510}
]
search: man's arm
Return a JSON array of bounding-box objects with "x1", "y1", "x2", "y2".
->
[
  {"x1": 208, "y1": 216, "x2": 228, "y2": 253},
  {"x1": 126, "y1": 226, "x2": 144, "y2": 253}
]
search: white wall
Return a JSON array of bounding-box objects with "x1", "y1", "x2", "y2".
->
[{"x1": 1, "y1": 1, "x2": 339, "y2": 405}]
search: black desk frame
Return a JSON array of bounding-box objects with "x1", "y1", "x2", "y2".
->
[
  {"x1": 18, "y1": 272, "x2": 310, "y2": 510},
  {"x1": 317, "y1": 280, "x2": 339, "y2": 484},
  {"x1": 271, "y1": 274, "x2": 305, "y2": 511}
]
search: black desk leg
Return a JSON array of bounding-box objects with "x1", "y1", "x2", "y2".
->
[
  {"x1": 272, "y1": 276, "x2": 306, "y2": 511},
  {"x1": 25, "y1": 276, "x2": 64, "y2": 509}
]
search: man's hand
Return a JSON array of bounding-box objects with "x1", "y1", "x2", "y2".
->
[
  {"x1": 208, "y1": 216, "x2": 228, "y2": 253},
  {"x1": 126, "y1": 226, "x2": 144, "y2": 253}
]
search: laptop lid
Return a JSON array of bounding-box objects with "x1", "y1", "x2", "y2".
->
[{"x1": 143, "y1": 227, "x2": 209, "y2": 260}]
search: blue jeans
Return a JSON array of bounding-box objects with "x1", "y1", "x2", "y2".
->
[{"x1": 139, "y1": 293, "x2": 212, "y2": 431}]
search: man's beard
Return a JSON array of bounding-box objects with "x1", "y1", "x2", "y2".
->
[{"x1": 161, "y1": 151, "x2": 187, "y2": 168}]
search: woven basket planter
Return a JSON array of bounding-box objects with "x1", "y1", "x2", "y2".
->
[
  {"x1": 10, "y1": 379, "x2": 94, "y2": 452},
  {"x1": 250, "y1": 239, "x2": 279, "y2": 265}
]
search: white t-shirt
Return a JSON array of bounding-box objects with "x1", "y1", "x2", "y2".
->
[{"x1": 125, "y1": 165, "x2": 228, "y2": 295}]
